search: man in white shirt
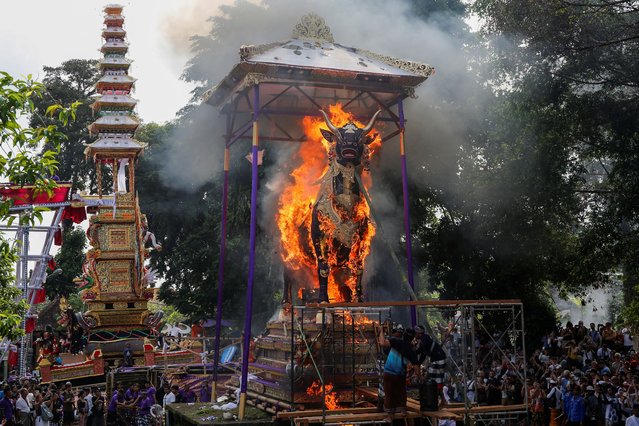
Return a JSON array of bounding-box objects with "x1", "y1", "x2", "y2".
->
[
  {"x1": 163, "y1": 385, "x2": 179, "y2": 426},
  {"x1": 16, "y1": 388, "x2": 33, "y2": 426},
  {"x1": 84, "y1": 387, "x2": 94, "y2": 418},
  {"x1": 163, "y1": 385, "x2": 177, "y2": 407},
  {"x1": 626, "y1": 404, "x2": 639, "y2": 426},
  {"x1": 547, "y1": 380, "x2": 563, "y2": 410}
]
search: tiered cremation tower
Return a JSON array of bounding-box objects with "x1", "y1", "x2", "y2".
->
[{"x1": 78, "y1": 4, "x2": 159, "y2": 364}]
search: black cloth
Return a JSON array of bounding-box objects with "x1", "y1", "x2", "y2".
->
[
  {"x1": 416, "y1": 333, "x2": 446, "y2": 364},
  {"x1": 388, "y1": 337, "x2": 418, "y2": 365}
]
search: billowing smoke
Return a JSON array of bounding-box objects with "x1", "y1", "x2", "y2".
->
[{"x1": 156, "y1": 0, "x2": 492, "y2": 306}]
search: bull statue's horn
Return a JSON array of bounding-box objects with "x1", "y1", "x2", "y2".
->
[
  {"x1": 319, "y1": 109, "x2": 339, "y2": 134},
  {"x1": 361, "y1": 109, "x2": 382, "y2": 134}
]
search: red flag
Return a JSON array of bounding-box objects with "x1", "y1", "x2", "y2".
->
[
  {"x1": 54, "y1": 229, "x2": 63, "y2": 246},
  {"x1": 30, "y1": 288, "x2": 46, "y2": 304},
  {"x1": 25, "y1": 318, "x2": 36, "y2": 333},
  {"x1": 7, "y1": 347, "x2": 17, "y2": 368},
  {"x1": 47, "y1": 258, "x2": 57, "y2": 271},
  {"x1": 62, "y1": 206, "x2": 87, "y2": 224}
]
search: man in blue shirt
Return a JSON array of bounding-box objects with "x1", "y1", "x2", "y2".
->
[
  {"x1": 377, "y1": 325, "x2": 418, "y2": 414},
  {"x1": 566, "y1": 385, "x2": 586, "y2": 426}
]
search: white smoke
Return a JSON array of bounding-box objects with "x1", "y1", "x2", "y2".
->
[{"x1": 155, "y1": 0, "x2": 494, "y2": 303}]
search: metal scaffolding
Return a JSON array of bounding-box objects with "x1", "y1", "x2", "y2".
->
[
  {"x1": 0, "y1": 201, "x2": 69, "y2": 376},
  {"x1": 294, "y1": 299, "x2": 529, "y2": 425}
]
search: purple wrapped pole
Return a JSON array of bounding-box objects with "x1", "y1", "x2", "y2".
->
[
  {"x1": 239, "y1": 84, "x2": 260, "y2": 419},
  {"x1": 212, "y1": 147, "x2": 230, "y2": 399},
  {"x1": 398, "y1": 99, "x2": 417, "y2": 327}
]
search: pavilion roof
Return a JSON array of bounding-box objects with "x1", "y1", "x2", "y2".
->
[{"x1": 204, "y1": 13, "x2": 433, "y2": 112}]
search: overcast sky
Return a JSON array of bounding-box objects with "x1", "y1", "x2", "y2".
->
[{"x1": 0, "y1": 0, "x2": 222, "y2": 124}]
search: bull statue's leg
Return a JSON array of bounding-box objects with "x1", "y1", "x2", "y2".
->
[
  {"x1": 355, "y1": 272, "x2": 363, "y2": 303},
  {"x1": 311, "y1": 207, "x2": 330, "y2": 302},
  {"x1": 350, "y1": 218, "x2": 369, "y2": 302},
  {"x1": 282, "y1": 269, "x2": 293, "y2": 311}
]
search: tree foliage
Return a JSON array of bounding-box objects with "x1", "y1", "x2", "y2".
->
[
  {"x1": 29, "y1": 59, "x2": 100, "y2": 192},
  {"x1": 0, "y1": 72, "x2": 79, "y2": 341},
  {"x1": 45, "y1": 225, "x2": 87, "y2": 300},
  {"x1": 135, "y1": 122, "x2": 279, "y2": 324},
  {"x1": 471, "y1": 0, "x2": 639, "y2": 331}
]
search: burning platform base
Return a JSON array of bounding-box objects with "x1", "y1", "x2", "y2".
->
[{"x1": 226, "y1": 305, "x2": 388, "y2": 412}]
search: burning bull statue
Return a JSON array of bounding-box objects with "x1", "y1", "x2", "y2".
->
[{"x1": 310, "y1": 109, "x2": 382, "y2": 302}]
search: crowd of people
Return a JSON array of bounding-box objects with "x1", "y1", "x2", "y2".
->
[
  {"x1": 2, "y1": 317, "x2": 637, "y2": 425},
  {"x1": 375, "y1": 318, "x2": 639, "y2": 426},
  {"x1": 0, "y1": 379, "x2": 205, "y2": 426},
  {"x1": 527, "y1": 321, "x2": 638, "y2": 426}
]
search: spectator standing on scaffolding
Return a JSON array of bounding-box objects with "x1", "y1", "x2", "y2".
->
[
  {"x1": 414, "y1": 326, "x2": 447, "y2": 397},
  {"x1": 377, "y1": 324, "x2": 419, "y2": 414}
]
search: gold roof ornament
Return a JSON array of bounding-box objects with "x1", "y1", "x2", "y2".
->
[{"x1": 292, "y1": 13, "x2": 334, "y2": 43}]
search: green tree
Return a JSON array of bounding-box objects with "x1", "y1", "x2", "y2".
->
[
  {"x1": 29, "y1": 59, "x2": 100, "y2": 192},
  {"x1": 471, "y1": 0, "x2": 639, "y2": 331},
  {"x1": 45, "y1": 225, "x2": 87, "y2": 300},
  {"x1": 135, "y1": 121, "x2": 278, "y2": 323},
  {"x1": 0, "y1": 72, "x2": 78, "y2": 340}
]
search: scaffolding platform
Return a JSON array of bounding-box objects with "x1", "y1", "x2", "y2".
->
[{"x1": 251, "y1": 299, "x2": 530, "y2": 425}]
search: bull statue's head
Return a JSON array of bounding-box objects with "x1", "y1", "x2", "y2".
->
[{"x1": 319, "y1": 109, "x2": 382, "y2": 166}]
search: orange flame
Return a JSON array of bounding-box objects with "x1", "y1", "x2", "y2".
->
[
  {"x1": 276, "y1": 104, "x2": 381, "y2": 302},
  {"x1": 306, "y1": 380, "x2": 340, "y2": 410}
]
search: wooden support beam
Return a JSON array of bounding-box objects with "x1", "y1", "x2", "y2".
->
[
  {"x1": 306, "y1": 299, "x2": 522, "y2": 308},
  {"x1": 276, "y1": 407, "x2": 380, "y2": 419},
  {"x1": 446, "y1": 404, "x2": 528, "y2": 414},
  {"x1": 294, "y1": 412, "x2": 420, "y2": 425}
]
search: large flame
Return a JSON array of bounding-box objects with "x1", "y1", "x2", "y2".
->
[
  {"x1": 276, "y1": 104, "x2": 381, "y2": 302},
  {"x1": 306, "y1": 380, "x2": 340, "y2": 410}
]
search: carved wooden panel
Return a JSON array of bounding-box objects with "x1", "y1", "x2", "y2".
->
[
  {"x1": 108, "y1": 228, "x2": 130, "y2": 249},
  {"x1": 96, "y1": 260, "x2": 132, "y2": 293}
]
